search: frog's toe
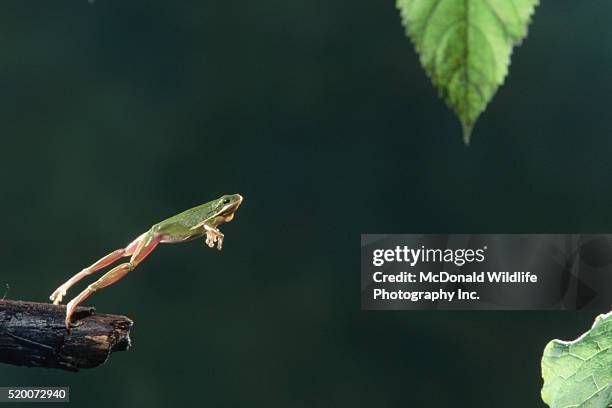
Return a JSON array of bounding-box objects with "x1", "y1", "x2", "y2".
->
[{"x1": 50, "y1": 287, "x2": 66, "y2": 305}]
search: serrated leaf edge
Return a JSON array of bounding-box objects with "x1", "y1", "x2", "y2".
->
[{"x1": 541, "y1": 311, "x2": 612, "y2": 408}]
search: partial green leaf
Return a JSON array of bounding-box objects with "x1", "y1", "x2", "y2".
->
[
  {"x1": 396, "y1": 0, "x2": 538, "y2": 143},
  {"x1": 541, "y1": 311, "x2": 612, "y2": 408}
]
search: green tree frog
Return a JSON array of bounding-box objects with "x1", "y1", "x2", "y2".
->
[{"x1": 50, "y1": 194, "x2": 244, "y2": 328}]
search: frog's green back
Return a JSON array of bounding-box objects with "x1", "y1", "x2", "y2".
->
[
  {"x1": 152, "y1": 200, "x2": 220, "y2": 239},
  {"x1": 149, "y1": 194, "x2": 242, "y2": 241}
]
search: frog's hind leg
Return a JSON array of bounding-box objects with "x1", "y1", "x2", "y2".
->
[
  {"x1": 49, "y1": 232, "x2": 149, "y2": 305},
  {"x1": 64, "y1": 231, "x2": 161, "y2": 328}
]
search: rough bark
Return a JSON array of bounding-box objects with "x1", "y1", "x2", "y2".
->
[{"x1": 0, "y1": 299, "x2": 132, "y2": 371}]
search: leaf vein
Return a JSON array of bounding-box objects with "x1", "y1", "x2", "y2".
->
[
  {"x1": 419, "y1": 0, "x2": 444, "y2": 50},
  {"x1": 481, "y1": 0, "x2": 512, "y2": 39},
  {"x1": 508, "y1": 0, "x2": 521, "y2": 24},
  {"x1": 467, "y1": 22, "x2": 498, "y2": 76},
  {"x1": 429, "y1": 19, "x2": 464, "y2": 80}
]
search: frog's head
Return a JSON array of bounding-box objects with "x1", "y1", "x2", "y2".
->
[{"x1": 216, "y1": 193, "x2": 243, "y2": 222}]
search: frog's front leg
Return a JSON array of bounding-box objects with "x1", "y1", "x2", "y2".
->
[{"x1": 204, "y1": 225, "x2": 224, "y2": 250}]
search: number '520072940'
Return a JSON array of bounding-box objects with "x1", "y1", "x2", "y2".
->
[{"x1": 8, "y1": 389, "x2": 66, "y2": 399}]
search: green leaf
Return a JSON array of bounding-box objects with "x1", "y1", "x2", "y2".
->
[
  {"x1": 541, "y1": 311, "x2": 612, "y2": 408},
  {"x1": 396, "y1": 0, "x2": 539, "y2": 143}
]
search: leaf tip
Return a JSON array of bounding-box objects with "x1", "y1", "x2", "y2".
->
[{"x1": 462, "y1": 121, "x2": 474, "y2": 145}]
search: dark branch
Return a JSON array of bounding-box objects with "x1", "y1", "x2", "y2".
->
[{"x1": 0, "y1": 299, "x2": 132, "y2": 372}]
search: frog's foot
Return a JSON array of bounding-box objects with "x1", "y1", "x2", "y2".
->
[
  {"x1": 50, "y1": 286, "x2": 68, "y2": 305},
  {"x1": 205, "y1": 229, "x2": 224, "y2": 251}
]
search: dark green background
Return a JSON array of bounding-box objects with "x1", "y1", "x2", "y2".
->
[{"x1": 0, "y1": 1, "x2": 610, "y2": 406}]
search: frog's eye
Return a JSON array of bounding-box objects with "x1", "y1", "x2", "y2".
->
[{"x1": 222, "y1": 198, "x2": 230, "y2": 204}]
